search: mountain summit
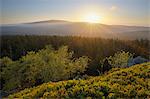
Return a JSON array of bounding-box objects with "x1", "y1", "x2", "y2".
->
[{"x1": 27, "y1": 20, "x2": 70, "y2": 24}]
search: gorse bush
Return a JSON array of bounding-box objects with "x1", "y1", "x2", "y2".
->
[
  {"x1": 8, "y1": 62, "x2": 150, "y2": 98},
  {"x1": 0, "y1": 45, "x2": 90, "y2": 92}
]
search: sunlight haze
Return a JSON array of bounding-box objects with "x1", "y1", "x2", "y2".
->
[{"x1": 1, "y1": 0, "x2": 149, "y2": 26}]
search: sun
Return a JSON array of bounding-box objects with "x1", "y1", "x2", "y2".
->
[{"x1": 84, "y1": 13, "x2": 101, "y2": 23}]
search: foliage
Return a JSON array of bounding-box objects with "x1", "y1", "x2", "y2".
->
[
  {"x1": 107, "y1": 51, "x2": 134, "y2": 68},
  {"x1": 8, "y1": 62, "x2": 150, "y2": 98},
  {"x1": 0, "y1": 57, "x2": 21, "y2": 91},
  {"x1": 99, "y1": 51, "x2": 134, "y2": 73},
  {"x1": 0, "y1": 45, "x2": 89, "y2": 92},
  {"x1": 1, "y1": 35, "x2": 150, "y2": 75}
]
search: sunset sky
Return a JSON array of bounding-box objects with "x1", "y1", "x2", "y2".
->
[{"x1": 1, "y1": 0, "x2": 149, "y2": 26}]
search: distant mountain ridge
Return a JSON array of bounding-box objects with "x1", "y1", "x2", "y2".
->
[
  {"x1": 1, "y1": 20, "x2": 150, "y2": 40},
  {"x1": 26, "y1": 20, "x2": 70, "y2": 24}
]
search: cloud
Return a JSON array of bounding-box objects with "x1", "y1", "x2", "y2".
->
[{"x1": 110, "y1": 6, "x2": 117, "y2": 11}]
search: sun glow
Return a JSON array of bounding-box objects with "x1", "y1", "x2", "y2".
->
[{"x1": 84, "y1": 13, "x2": 101, "y2": 23}]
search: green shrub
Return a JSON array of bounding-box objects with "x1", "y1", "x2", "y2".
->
[
  {"x1": 107, "y1": 51, "x2": 134, "y2": 68},
  {"x1": 1, "y1": 45, "x2": 90, "y2": 92},
  {"x1": 0, "y1": 57, "x2": 21, "y2": 91}
]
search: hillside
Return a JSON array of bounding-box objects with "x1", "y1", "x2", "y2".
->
[
  {"x1": 8, "y1": 62, "x2": 150, "y2": 98},
  {"x1": 1, "y1": 20, "x2": 150, "y2": 40}
]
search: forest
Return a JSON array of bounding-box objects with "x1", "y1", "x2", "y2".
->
[
  {"x1": 1, "y1": 35, "x2": 150, "y2": 74},
  {"x1": 0, "y1": 35, "x2": 150, "y2": 98}
]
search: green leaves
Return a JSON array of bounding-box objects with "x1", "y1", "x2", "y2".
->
[
  {"x1": 1, "y1": 45, "x2": 90, "y2": 92},
  {"x1": 107, "y1": 51, "x2": 134, "y2": 68}
]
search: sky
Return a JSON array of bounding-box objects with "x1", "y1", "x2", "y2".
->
[{"x1": 1, "y1": 0, "x2": 150, "y2": 26}]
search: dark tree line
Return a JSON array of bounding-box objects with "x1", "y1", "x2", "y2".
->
[{"x1": 1, "y1": 35, "x2": 150, "y2": 75}]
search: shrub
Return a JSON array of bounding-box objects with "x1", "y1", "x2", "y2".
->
[
  {"x1": 0, "y1": 57, "x2": 21, "y2": 91},
  {"x1": 99, "y1": 51, "x2": 134, "y2": 73},
  {"x1": 8, "y1": 62, "x2": 150, "y2": 98},
  {"x1": 1, "y1": 45, "x2": 90, "y2": 93},
  {"x1": 107, "y1": 51, "x2": 134, "y2": 68}
]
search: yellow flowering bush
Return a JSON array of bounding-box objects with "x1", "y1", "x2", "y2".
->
[{"x1": 8, "y1": 62, "x2": 150, "y2": 98}]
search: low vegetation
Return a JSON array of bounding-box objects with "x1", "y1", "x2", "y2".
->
[
  {"x1": 0, "y1": 45, "x2": 89, "y2": 93},
  {"x1": 8, "y1": 62, "x2": 150, "y2": 98},
  {"x1": 1, "y1": 35, "x2": 149, "y2": 98},
  {"x1": 106, "y1": 51, "x2": 134, "y2": 68}
]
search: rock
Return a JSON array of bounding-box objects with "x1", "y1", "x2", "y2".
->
[{"x1": 128, "y1": 56, "x2": 149, "y2": 66}]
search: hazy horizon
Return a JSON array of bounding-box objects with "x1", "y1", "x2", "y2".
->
[
  {"x1": 1, "y1": 19, "x2": 150, "y2": 27},
  {"x1": 1, "y1": 0, "x2": 149, "y2": 26}
]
